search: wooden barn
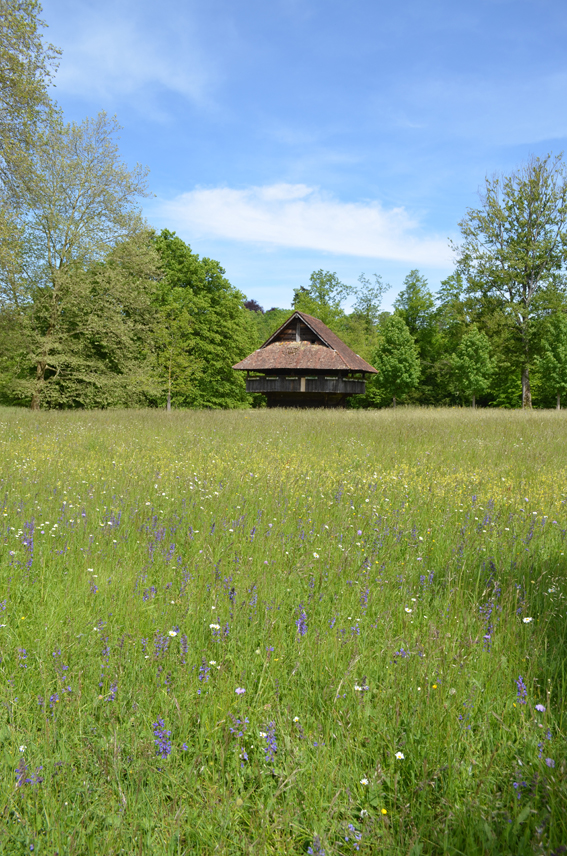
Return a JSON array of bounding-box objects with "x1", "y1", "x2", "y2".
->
[{"x1": 233, "y1": 311, "x2": 377, "y2": 408}]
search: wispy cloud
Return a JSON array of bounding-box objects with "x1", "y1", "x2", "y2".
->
[
  {"x1": 156, "y1": 183, "x2": 452, "y2": 265},
  {"x1": 50, "y1": 3, "x2": 215, "y2": 110}
]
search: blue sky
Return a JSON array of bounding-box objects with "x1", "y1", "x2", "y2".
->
[{"x1": 42, "y1": 0, "x2": 567, "y2": 311}]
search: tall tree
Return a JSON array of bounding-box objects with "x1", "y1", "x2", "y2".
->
[
  {"x1": 372, "y1": 314, "x2": 420, "y2": 407},
  {"x1": 451, "y1": 326, "x2": 493, "y2": 408},
  {"x1": 0, "y1": 0, "x2": 59, "y2": 280},
  {"x1": 154, "y1": 230, "x2": 255, "y2": 409},
  {"x1": 453, "y1": 154, "x2": 567, "y2": 408},
  {"x1": 393, "y1": 269, "x2": 435, "y2": 337},
  {"x1": 0, "y1": 111, "x2": 149, "y2": 408},
  {"x1": 292, "y1": 269, "x2": 351, "y2": 328},
  {"x1": 2, "y1": 231, "x2": 161, "y2": 408},
  {"x1": 394, "y1": 269, "x2": 440, "y2": 404},
  {"x1": 535, "y1": 311, "x2": 567, "y2": 409}
]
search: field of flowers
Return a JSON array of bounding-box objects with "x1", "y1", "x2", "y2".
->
[{"x1": 0, "y1": 406, "x2": 566, "y2": 855}]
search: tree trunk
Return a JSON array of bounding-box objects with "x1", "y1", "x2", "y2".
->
[
  {"x1": 30, "y1": 362, "x2": 45, "y2": 410},
  {"x1": 392, "y1": 396, "x2": 396, "y2": 408},
  {"x1": 521, "y1": 366, "x2": 532, "y2": 409},
  {"x1": 558, "y1": 392, "x2": 561, "y2": 411},
  {"x1": 472, "y1": 393, "x2": 476, "y2": 409},
  {"x1": 167, "y1": 350, "x2": 172, "y2": 412}
]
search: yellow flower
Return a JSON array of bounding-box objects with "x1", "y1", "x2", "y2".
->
[
  {"x1": 432, "y1": 684, "x2": 437, "y2": 689},
  {"x1": 381, "y1": 808, "x2": 388, "y2": 815}
]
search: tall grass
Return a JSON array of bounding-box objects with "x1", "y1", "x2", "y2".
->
[{"x1": 0, "y1": 407, "x2": 566, "y2": 854}]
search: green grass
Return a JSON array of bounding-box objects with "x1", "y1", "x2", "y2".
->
[{"x1": 0, "y1": 407, "x2": 566, "y2": 855}]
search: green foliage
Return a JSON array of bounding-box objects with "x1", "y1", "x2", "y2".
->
[
  {"x1": 1, "y1": 231, "x2": 161, "y2": 408},
  {"x1": 451, "y1": 326, "x2": 493, "y2": 407},
  {"x1": 154, "y1": 230, "x2": 255, "y2": 409},
  {"x1": 0, "y1": 0, "x2": 60, "y2": 273},
  {"x1": 1, "y1": 408, "x2": 566, "y2": 853},
  {"x1": 454, "y1": 154, "x2": 567, "y2": 407},
  {"x1": 393, "y1": 269, "x2": 435, "y2": 337},
  {"x1": 0, "y1": 111, "x2": 150, "y2": 409},
  {"x1": 371, "y1": 314, "x2": 420, "y2": 406},
  {"x1": 535, "y1": 312, "x2": 567, "y2": 408},
  {"x1": 292, "y1": 268, "x2": 351, "y2": 328}
]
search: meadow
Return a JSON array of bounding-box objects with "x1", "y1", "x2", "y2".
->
[{"x1": 0, "y1": 407, "x2": 566, "y2": 855}]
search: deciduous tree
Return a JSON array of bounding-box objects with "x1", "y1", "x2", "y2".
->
[
  {"x1": 453, "y1": 154, "x2": 567, "y2": 408},
  {"x1": 535, "y1": 311, "x2": 567, "y2": 409},
  {"x1": 451, "y1": 326, "x2": 493, "y2": 408},
  {"x1": 154, "y1": 230, "x2": 255, "y2": 409},
  {"x1": 0, "y1": 111, "x2": 150, "y2": 408},
  {"x1": 372, "y1": 314, "x2": 420, "y2": 407}
]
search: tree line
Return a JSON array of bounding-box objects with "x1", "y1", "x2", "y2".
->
[{"x1": 2, "y1": 0, "x2": 567, "y2": 410}]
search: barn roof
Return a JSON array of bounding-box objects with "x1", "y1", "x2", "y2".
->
[{"x1": 233, "y1": 311, "x2": 378, "y2": 374}]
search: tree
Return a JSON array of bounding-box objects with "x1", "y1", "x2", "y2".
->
[
  {"x1": 535, "y1": 311, "x2": 567, "y2": 409},
  {"x1": 0, "y1": 0, "x2": 60, "y2": 279},
  {"x1": 372, "y1": 314, "x2": 420, "y2": 407},
  {"x1": 0, "y1": 0, "x2": 59, "y2": 163},
  {"x1": 154, "y1": 230, "x2": 255, "y2": 409},
  {"x1": 0, "y1": 111, "x2": 150, "y2": 408},
  {"x1": 2, "y1": 231, "x2": 161, "y2": 408},
  {"x1": 453, "y1": 154, "x2": 567, "y2": 408},
  {"x1": 393, "y1": 270, "x2": 442, "y2": 404},
  {"x1": 351, "y1": 273, "x2": 389, "y2": 328},
  {"x1": 451, "y1": 326, "x2": 493, "y2": 408},
  {"x1": 244, "y1": 299, "x2": 263, "y2": 313},
  {"x1": 393, "y1": 269, "x2": 435, "y2": 337},
  {"x1": 292, "y1": 270, "x2": 351, "y2": 329}
]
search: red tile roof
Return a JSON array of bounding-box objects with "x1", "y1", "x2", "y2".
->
[{"x1": 233, "y1": 311, "x2": 377, "y2": 373}]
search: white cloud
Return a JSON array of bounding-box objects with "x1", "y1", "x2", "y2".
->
[
  {"x1": 157, "y1": 183, "x2": 452, "y2": 265},
  {"x1": 50, "y1": 3, "x2": 214, "y2": 109}
]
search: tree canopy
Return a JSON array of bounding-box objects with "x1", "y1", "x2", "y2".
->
[{"x1": 453, "y1": 154, "x2": 567, "y2": 408}]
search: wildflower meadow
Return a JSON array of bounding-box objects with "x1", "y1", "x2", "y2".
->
[{"x1": 0, "y1": 407, "x2": 566, "y2": 855}]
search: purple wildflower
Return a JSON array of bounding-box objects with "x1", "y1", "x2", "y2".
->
[
  {"x1": 345, "y1": 823, "x2": 362, "y2": 850},
  {"x1": 516, "y1": 675, "x2": 527, "y2": 704},
  {"x1": 307, "y1": 836, "x2": 325, "y2": 856},
  {"x1": 535, "y1": 704, "x2": 546, "y2": 713},
  {"x1": 235, "y1": 687, "x2": 245, "y2": 695},
  {"x1": 295, "y1": 604, "x2": 308, "y2": 637},
  {"x1": 262, "y1": 721, "x2": 277, "y2": 766},
  {"x1": 15, "y1": 757, "x2": 28, "y2": 788},
  {"x1": 545, "y1": 758, "x2": 555, "y2": 768},
  {"x1": 153, "y1": 718, "x2": 172, "y2": 759}
]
